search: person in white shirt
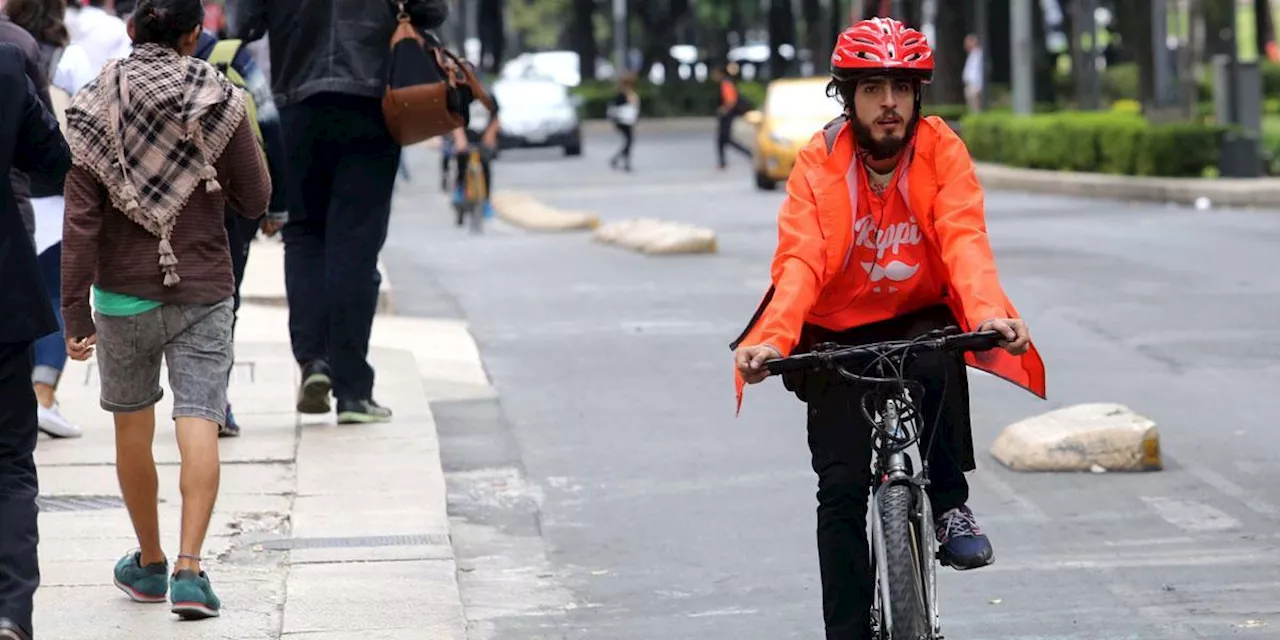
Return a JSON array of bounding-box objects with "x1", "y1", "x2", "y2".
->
[
  {"x1": 65, "y1": 0, "x2": 128, "y2": 75},
  {"x1": 4, "y1": 0, "x2": 96, "y2": 439},
  {"x1": 962, "y1": 34, "x2": 984, "y2": 114}
]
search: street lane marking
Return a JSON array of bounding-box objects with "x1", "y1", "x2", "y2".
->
[
  {"x1": 981, "y1": 546, "x2": 1272, "y2": 572},
  {"x1": 1179, "y1": 461, "x2": 1280, "y2": 519},
  {"x1": 1141, "y1": 496, "x2": 1242, "y2": 533}
]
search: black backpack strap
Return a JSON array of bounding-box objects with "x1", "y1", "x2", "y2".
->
[
  {"x1": 823, "y1": 115, "x2": 848, "y2": 154},
  {"x1": 728, "y1": 285, "x2": 776, "y2": 351}
]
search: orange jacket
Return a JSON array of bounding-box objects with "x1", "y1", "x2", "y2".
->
[{"x1": 732, "y1": 115, "x2": 1046, "y2": 411}]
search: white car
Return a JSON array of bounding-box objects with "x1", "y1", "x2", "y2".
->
[{"x1": 477, "y1": 78, "x2": 583, "y2": 157}]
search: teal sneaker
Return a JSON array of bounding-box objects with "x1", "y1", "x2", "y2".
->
[
  {"x1": 170, "y1": 569, "x2": 221, "y2": 620},
  {"x1": 113, "y1": 551, "x2": 168, "y2": 603}
]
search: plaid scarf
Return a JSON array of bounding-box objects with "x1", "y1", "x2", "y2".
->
[{"x1": 65, "y1": 43, "x2": 246, "y2": 287}]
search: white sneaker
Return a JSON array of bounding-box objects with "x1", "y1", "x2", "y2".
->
[{"x1": 37, "y1": 403, "x2": 83, "y2": 439}]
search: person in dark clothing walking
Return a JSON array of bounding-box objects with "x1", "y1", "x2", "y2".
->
[
  {"x1": 0, "y1": 42, "x2": 71, "y2": 640},
  {"x1": 192, "y1": 28, "x2": 288, "y2": 437},
  {"x1": 234, "y1": 0, "x2": 448, "y2": 424},
  {"x1": 712, "y1": 64, "x2": 752, "y2": 170},
  {"x1": 0, "y1": 8, "x2": 53, "y2": 242},
  {"x1": 607, "y1": 72, "x2": 639, "y2": 172}
]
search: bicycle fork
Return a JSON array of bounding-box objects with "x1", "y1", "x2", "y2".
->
[{"x1": 870, "y1": 398, "x2": 942, "y2": 639}]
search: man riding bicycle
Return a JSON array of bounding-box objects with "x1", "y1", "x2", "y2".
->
[
  {"x1": 450, "y1": 60, "x2": 500, "y2": 223},
  {"x1": 731, "y1": 18, "x2": 1046, "y2": 639}
]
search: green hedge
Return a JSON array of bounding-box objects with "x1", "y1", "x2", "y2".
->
[
  {"x1": 960, "y1": 111, "x2": 1226, "y2": 177},
  {"x1": 573, "y1": 80, "x2": 766, "y2": 119}
]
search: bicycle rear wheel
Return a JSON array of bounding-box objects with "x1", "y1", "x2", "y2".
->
[{"x1": 879, "y1": 484, "x2": 929, "y2": 639}]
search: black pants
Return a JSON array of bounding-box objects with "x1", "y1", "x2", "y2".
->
[
  {"x1": 0, "y1": 342, "x2": 39, "y2": 638},
  {"x1": 717, "y1": 114, "x2": 751, "y2": 168},
  {"x1": 224, "y1": 212, "x2": 258, "y2": 318},
  {"x1": 798, "y1": 305, "x2": 975, "y2": 639},
  {"x1": 612, "y1": 123, "x2": 634, "y2": 168},
  {"x1": 279, "y1": 93, "x2": 400, "y2": 402}
]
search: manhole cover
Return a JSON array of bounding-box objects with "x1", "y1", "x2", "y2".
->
[
  {"x1": 253, "y1": 534, "x2": 450, "y2": 551},
  {"x1": 38, "y1": 495, "x2": 127, "y2": 512}
]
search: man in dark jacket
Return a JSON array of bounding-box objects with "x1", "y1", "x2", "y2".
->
[
  {"x1": 0, "y1": 43, "x2": 70, "y2": 640},
  {"x1": 0, "y1": 11, "x2": 53, "y2": 241},
  {"x1": 233, "y1": 0, "x2": 448, "y2": 424}
]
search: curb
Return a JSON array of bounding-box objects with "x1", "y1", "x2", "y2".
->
[
  {"x1": 593, "y1": 218, "x2": 718, "y2": 254},
  {"x1": 989, "y1": 403, "x2": 1163, "y2": 473},
  {"x1": 976, "y1": 163, "x2": 1280, "y2": 208},
  {"x1": 239, "y1": 237, "x2": 396, "y2": 315},
  {"x1": 491, "y1": 191, "x2": 600, "y2": 231}
]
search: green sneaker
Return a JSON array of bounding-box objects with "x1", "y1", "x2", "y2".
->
[
  {"x1": 113, "y1": 551, "x2": 168, "y2": 603},
  {"x1": 170, "y1": 569, "x2": 221, "y2": 620},
  {"x1": 337, "y1": 398, "x2": 392, "y2": 424}
]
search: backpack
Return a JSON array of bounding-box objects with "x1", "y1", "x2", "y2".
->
[
  {"x1": 201, "y1": 39, "x2": 263, "y2": 146},
  {"x1": 38, "y1": 44, "x2": 70, "y2": 131}
]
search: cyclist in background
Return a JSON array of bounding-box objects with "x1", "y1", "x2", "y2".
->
[
  {"x1": 450, "y1": 60, "x2": 499, "y2": 224},
  {"x1": 730, "y1": 17, "x2": 1046, "y2": 639}
]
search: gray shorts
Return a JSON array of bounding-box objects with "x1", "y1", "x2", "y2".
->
[{"x1": 94, "y1": 298, "x2": 234, "y2": 425}]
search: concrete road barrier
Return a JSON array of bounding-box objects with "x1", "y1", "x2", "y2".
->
[
  {"x1": 989, "y1": 402, "x2": 1162, "y2": 472},
  {"x1": 593, "y1": 218, "x2": 718, "y2": 254},
  {"x1": 491, "y1": 191, "x2": 599, "y2": 231}
]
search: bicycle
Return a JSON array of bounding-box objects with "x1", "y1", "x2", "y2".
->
[
  {"x1": 764, "y1": 326, "x2": 1004, "y2": 640},
  {"x1": 452, "y1": 146, "x2": 490, "y2": 234}
]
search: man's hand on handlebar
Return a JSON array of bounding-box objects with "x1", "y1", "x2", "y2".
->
[
  {"x1": 736, "y1": 344, "x2": 782, "y2": 384},
  {"x1": 978, "y1": 318, "x2": 1031, "y2": 355}
]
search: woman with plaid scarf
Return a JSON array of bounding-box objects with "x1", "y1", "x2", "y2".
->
[{"x1": 59, "y1": 0, "x2": 270, "y2": 620}]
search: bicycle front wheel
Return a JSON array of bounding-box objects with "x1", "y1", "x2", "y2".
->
[{"x1": 879, "y1": 484, "x2": 928, "y2": 640}]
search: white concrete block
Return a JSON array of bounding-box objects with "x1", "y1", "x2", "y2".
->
[{"x1": 989, "y1": 403, "x2": 1163, "y2": 472}]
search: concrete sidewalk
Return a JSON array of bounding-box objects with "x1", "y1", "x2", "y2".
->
[{"x1": 29, "y1": 293, "x2": 484, "y2": 637}]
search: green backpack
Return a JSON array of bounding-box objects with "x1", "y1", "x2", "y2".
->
[{"x1": 203, "y1": 39, "x2": 263, "y2": 147}]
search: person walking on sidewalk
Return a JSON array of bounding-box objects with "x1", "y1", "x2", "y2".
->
[
  {"x1": 192, "y1": 25, "x2": 289, "y2": 437},
  {"x1": 7, "y1": 0, "x2": 97, "y2": 440},
  {"x1": 0, "y1": 42, "x2": 71, "y2": 640},
  {"x1": 60, "y1": 0, "x2": 270, "y2": 620},
  {"x1": 234, "y1": 0, "x2": 448, "y2": 424}
]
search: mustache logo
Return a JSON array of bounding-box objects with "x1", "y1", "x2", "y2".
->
[{"x1": 860, "y1": 260, "x2": 920, "y2": 282}]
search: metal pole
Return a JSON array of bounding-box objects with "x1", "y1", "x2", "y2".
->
[
  {"x1": 1011, "y1": 0, "x2": 1034, "y2": 115},
  {"x1": 1073, "y1": 0, "x2": 1100, "y2": 109},
  {"x1": 976, "y1": 0, "x2": 990, "y2": 110},
  {"x1": 1152, "y1": 0, "x2": 1176, "y2": 106},
  {"x1": 613, "y1": 0, "x2": 627, "y2": 72}
]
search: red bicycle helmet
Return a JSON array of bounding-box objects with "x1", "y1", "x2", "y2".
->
[{"x1": 831, "y1": 17, "x2": 934, "y2": 83}]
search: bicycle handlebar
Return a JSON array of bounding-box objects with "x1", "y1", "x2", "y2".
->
[{"x1": 763, "y1": 328, "x2": 1005, "y2": 376}]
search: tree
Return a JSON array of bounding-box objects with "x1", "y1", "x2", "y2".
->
[
  {"x1": 478, "y1": 0, "x2": 507, "y2": 72},
  {"x1": 929, "y1": 0, "x2": 968, "y2": 105},
  {"x1": 768, "y1": 0, "x2": 796, "y2": 79},
  {"x1": 629, "y1": 0, "x2": 691, "y2": 81},
  {"x1": 572, "y1": 0, "x2": 599, "y2": 81}
]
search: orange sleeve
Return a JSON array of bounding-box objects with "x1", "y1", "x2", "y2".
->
[
  {"x1": 734, "y1": 141, "x2": 828, "y2": 414},
  {"x1": 931, "y1": 123, "x2": 1008, "y2": 328},
  {"x1": 755, "y1": 143, "x2": 827, "y2": 356}
]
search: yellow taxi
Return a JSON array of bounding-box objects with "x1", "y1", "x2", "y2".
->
[{"x1": 741, "y1": 76, "x2": 844, "y2": 191}]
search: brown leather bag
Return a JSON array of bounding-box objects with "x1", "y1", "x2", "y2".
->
[{"x1": 382, "y1": 1, "x2": 494, "y2": 146}]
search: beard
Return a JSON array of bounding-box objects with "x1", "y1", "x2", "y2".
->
[{"x1": 850, "y1": 112, "x2": 918, "y2": 161}]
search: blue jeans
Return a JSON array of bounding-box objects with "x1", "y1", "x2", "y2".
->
[{"x1": 31, "y1": 243, "x2": 65, "y2": 388}]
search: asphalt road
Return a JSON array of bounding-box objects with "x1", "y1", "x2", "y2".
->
[{"x1": 382, "y1": 122, "x2": 1280, "y2": 640}]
